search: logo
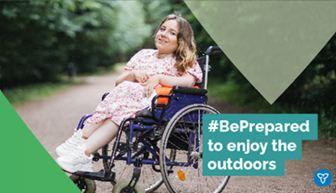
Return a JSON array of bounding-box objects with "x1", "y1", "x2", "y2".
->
[{"x1": 314, "y1": 169, "x2": 332, "y2": 187}]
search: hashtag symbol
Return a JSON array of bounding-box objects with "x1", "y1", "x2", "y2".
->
[{"x1": 208, "y1": 120, "x2": 219, "y2": 132}]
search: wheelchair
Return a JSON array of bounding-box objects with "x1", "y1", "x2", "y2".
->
[{"x1": 69, "y1": 46, "x2": 230, "y2": 193}]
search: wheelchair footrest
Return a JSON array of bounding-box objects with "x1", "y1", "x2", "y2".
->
[{"x1": 73, "y1": 169, "x2": 116, "y2": 183}]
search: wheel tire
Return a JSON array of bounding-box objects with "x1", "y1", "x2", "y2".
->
[
  {"x1": 160, "y1": 104, "x2": 230, "y2": 193},
  {"x1": 112, "y1": 179, "x2": 145, "y2": 193},
  {"x1": 102, "y1": 130, "x2": 166, "y2": 192},
  {"x1": 70, "y1": 174, "x2": 96, "y2": 193}
]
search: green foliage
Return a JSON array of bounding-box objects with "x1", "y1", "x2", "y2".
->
[
  {"x1": 277, "y1": 34, "x2": 336, "y2": 137},
  {"x1": 0, "y1": 0, "x2": 152, "y2": 89},
  {"x1": 112, "y1": 1, "x2": 150, "y2": 53}
]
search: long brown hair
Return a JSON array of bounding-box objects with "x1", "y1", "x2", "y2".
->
[{"x1": 154, "y1": 14, "x2": 197, "y2": 73}]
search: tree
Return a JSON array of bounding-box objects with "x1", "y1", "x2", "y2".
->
[{"x1": 0, "y1": 0, "x2": 152, "y2": 88}]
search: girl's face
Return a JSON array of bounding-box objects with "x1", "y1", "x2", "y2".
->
[{"x1": 155, "y1": 19, "x2": 179, "y2": 55}]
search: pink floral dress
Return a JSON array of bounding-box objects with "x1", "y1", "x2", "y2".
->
[{"x1": 85, "y1": 49, "x2": 203, "y2": 126}]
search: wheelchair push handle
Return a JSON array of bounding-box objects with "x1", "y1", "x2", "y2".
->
[
  {"x1": 203, "y1": 46, "x2": 222, "y2": 90},
  {"x1": 205, "y1": 46, "x2": 222, "y2": 55}
]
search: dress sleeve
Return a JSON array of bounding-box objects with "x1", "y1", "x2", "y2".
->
[
  {"x1": 124, "y1": 50, "x2": 145, "y2": 71},
  {"x1": 185, "y1": 61, "x2": 203, "y2": 83}
]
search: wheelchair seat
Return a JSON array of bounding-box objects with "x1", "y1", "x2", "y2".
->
[{"x1": 135, "y1": 109, "x2": 152, "y2": 119}]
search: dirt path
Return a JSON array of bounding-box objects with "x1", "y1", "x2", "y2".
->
[{"x1": 14, "y1": 72, "x2": 336, "y2": 192}]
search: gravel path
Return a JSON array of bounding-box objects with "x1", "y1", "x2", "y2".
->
[{"x1": 14, "y1": 72, "x2": 336, "y2": 192}]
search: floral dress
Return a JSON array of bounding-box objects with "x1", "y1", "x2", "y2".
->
[{"x1": 85, "y1": 49, "x2": 203, "y2": 126}]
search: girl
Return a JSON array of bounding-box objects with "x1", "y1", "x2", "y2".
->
[{"x1": 56, "y1": 14, "x2": 202, "y2": 173}]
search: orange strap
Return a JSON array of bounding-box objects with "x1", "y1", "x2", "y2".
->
[{"x1": 154, "y1": 86, "x2": 199, "y2": 104}]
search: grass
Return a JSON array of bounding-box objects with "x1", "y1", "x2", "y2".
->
[
  {"x1": 2, "y1": 81, "x2": 77, "y2": 106},
  {"x1": 2, "y1": 63, "x2": 126, "y2": 106}
]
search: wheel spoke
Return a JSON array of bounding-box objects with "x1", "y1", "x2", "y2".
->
[{"x1": 160, "y1": 104, "x2": 230, "y2": 193}]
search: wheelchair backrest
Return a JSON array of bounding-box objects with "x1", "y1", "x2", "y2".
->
[{"x1": 195, "y1": 55, "x2": 206, "y2": 89}]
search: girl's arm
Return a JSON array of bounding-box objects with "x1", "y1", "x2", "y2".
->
[
  {"x1": 156, "y1": 73, "x2": 195, "y2": 87},
  {"x1": 115, "y1": 70, "x2": 133, "y2": 86},
  {"x1": 141, "y1": 73, "x2": 196, "y2": 98},
  {"x1": 115, "y1": 70, "x2": 150, "y2": 86}
]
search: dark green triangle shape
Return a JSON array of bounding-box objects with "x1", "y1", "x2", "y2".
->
[{"x1": 0, "y1": 91, "x2": 80, "y2": 193}]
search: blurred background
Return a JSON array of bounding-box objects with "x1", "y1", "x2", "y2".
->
[{"x1": 1, "y1": 0, "x2": 335, "y2": 138}]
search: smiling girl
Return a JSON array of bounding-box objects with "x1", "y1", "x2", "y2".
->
[{"x1": 55, "y1": 14, "x2": 202, "y2": 173}]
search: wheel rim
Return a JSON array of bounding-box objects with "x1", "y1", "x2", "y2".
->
[
  {"x1": 102, "y1": 129, "x2": 166, "y2": 192},
  {"x1": 160, "y1": 104, "x2": 230, "y2": 193}
]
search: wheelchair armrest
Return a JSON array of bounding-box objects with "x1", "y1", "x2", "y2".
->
[
  {"x1": 172, "y1": 86, "x2": 207, "y2": 95},
  {"x1": 151, "y1": 94, "x2": 171, "y2": 107},
  {"x1": 148, "y1": 86, "x2": 207, "y2": 122},
  {"x1": 150, "y1": 94, "x2": 172, "y2": 121},
  {"x1": 150, "y1": 86, "x2": 207, "y2": 113}
]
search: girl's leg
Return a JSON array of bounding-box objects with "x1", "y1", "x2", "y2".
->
[
  {"x1": 56, "y1": 119, "x2": 118, "y2": 172},
  {"x1": 84, "y1": 119, "x2": 119, "y2": 154},
  {"x1": 81, "y1": 121, "x2": 105, "y2": 139}
]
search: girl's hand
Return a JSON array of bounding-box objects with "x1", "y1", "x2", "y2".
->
[
  {"x1": 133, "y1": 70, "x2": 150, "y2": 84},
  {"x1": 141, "y1": 75, "x2": 160, "y2": 98}
]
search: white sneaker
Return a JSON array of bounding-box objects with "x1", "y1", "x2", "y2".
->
[
  {"x1": 56, "y1": 151, "x2": 93, "y2": 173},
  {"x1": 56, "y1": 129, "x2": 86, "y2": 157}
]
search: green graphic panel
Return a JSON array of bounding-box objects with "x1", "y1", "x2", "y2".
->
[
  {"x1": 0, "y1": 91, "x2": 80, "y2": 193},
  {"x1": 185, "y1": 1, "x2": 336, "y2": 104}
]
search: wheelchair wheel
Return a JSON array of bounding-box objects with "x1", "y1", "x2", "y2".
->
[
  {"x1": 112, "y1": 179, "x2": 145, "y2": 193},
  {"x1": 70, "y1": 174, "x2": 96, "y2": 193},
  {"x1": 160, "y1": 104, "x2": 230, "y2": 193},
  {"x1": 102, "y1": 129, "x2": 172, "y2": 192}
]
